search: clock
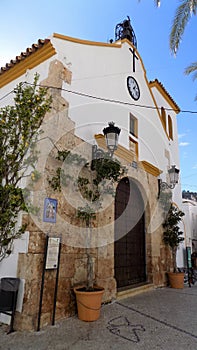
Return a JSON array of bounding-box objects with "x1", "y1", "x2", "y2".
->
[{"x1": 127, "y1": 76, "x2": 140, "y2": 100}]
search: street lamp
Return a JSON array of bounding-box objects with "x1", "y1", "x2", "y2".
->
[
  {"x1": 92, "y1": 122, "x2": 121, "y2": 160},
  {"x1": 159, "y1": 165, "x2": 180, "y2": 191}
]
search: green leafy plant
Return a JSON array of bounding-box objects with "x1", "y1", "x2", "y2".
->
[
  {"x1": 0, "y1": 74, "x2": 52, "y2": 261},
  {"x1": 163, "y1": 204, "x2": 185, "y2": 272},
  {"x1": 48, "y1": 150, "x2": 126, "y2": 290},
  {"x1": 77, "y1": 204, "x2": 96, "y2": 227}
]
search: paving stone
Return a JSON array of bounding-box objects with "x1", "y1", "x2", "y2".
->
[{"x1": 0, "y1": 285, "x2": 196, "y2": 350}]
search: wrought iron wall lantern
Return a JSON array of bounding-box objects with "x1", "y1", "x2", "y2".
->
[
  {"x1": 159, "y1": 165, "x2": 180, "y2": 191},
  {"x1": 92, "y1": 122, "x2": 121, "y2": 161}
]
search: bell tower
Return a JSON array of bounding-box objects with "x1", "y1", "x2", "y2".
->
[{"x1": 115, "y1": 16, "x2": 137, "y2": 48}]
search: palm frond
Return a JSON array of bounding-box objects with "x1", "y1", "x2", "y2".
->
[
  {"x1": 170, "y1": 0, "x2": 196, "y2": 54},
  {"x1": 184, "y1": 61, "x2": 197, "y2": 100},
  {"x1": 138, "y1": 0, "x2": 160, "y2": 6},
  {"x1": 184, "y1": 62, "x2": 197, "y2": 80},
  {"x1": 155, "y1": 0, "x2": 161, "y2": 6}
]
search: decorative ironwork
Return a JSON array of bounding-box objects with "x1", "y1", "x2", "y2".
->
[
  {"x1": 159, "y1": 180, "x2": 176, "y2": 191},
  {"x1": 159, "y1": 165, "x2": 180, "y2": 191},
  {"x1": 115, "y1": 16, "x2": 137, "y2": 48},
  {"x1": 92, "y1": 144, "x2": 105, "y2": 161}
]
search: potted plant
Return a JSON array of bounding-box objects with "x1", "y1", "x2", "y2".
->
[
  {"x1": 74, "y1": 154, "x2": 125, "y2": 321},
  {"x1": 163, "y1": 204, "x2": 185, "y2": 288},
  {"x1": 48, "y1": 145, "x2": 125, "y2": 321},
  {"x1": 74, "y1": 203, "x2": 104, "y2": 321}
]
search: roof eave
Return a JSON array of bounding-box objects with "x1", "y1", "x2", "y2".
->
[
  {"x1": 149, "y1": 79, "x2": 180, "y2": 114},
  {"x1": 0, "y1": 39, "x2": 56, "y2": 88}
]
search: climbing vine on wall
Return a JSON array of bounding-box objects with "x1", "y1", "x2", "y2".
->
[{"x1": 48, "y1": 149, "x2": 126, "y2": 290}]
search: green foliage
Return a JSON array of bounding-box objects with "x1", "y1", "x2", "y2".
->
[
  {"x1": 156, "y1": 0, "x2": 197, "y2": 98},
  {"x1": 141, "y1": 0, "x2": 197, "y2": 98},
  {"x1": 139, "y1": 0, "x2": 160, "y2": 7},
  {"x1": 92, "y1": 157, "x2": 126, "y2": 186},
  {"x1": 169, "y1": 0, "x2": 197, "y2": 99},
  {"x1": 182, "y1": 189, "x2": 197, "y2": 201},
  {"x1": 77, "y1": 177, "x2": 99, "y2": 202},
  {"x1": 48, "y1": 167, "x2": 72, "y2": 191},
  {"x1": 163, "y1": 204, "x2": 185, "y2": 272},
  {"x1": 0, "y1": 74, "x2": 52, "y2": 261},
  {"x1": 48, "y1": 151, "x2": 126, "y2": 225},
  {"x1": 76, "y1": 204, "x2": 96, "y2": 227},
  {"x1": 48, "y1": 146, "x2": 126, "y2": 290},
  {"x1": 185, "y1": 62, "x2": 197, "y2": 99},
  {"x1": 31, "y1": 169, "x2": 41, "y2": 182},
  {"x1": 169, "y1": 0, "x2": 196, "y2": 55},
  {"x1": 56, "y1": 150, "x2": 87, "y2": 165},
  {"x1": 48, "y1": 151, "x2": 87, "y2": 191},
  {"x1": 184, "y1": 61, "x2": 197, "y2": 81}
]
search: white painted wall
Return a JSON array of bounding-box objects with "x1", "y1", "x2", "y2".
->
[
  {"x1": 48, "y1": 36, "x2": 180, "y2": 182},
  {"x1": 176, "y1": 200, "x2": 197, "y2": 268},
  {"x1": 0, "y1": 35, "x2": 181, "y2": 187},
  {"x1": 182, "y1": 200, "x2": 197, "y2": 248},
  {"x1": 0, "y1": 34, "x2": 182, "y2": 298}
]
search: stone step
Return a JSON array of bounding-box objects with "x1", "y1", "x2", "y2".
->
[{"x1": 116, "y1": 283, "x2": 155, "y2": 300}]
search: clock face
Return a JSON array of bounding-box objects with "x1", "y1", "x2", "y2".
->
[{"x1": 127, "y1": 76, "x2": 140, "y2": 100}]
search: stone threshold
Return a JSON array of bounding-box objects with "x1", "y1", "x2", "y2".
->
[{"x1": 116, "y1": 283, "x2": 155, "y2": 300}]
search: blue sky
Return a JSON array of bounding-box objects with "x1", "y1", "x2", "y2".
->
[{"x1": 0, "y1": 0, "x2": 196, "y2": 191}]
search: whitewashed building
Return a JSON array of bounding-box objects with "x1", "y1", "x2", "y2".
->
[
  {"x1": 0, "y1": 19, "x2": 184, "y2": 330},
  {"x1": 182, "y1": 199, "x2": 197, "y2": 253}
]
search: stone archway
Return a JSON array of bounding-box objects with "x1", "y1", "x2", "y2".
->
[{"x1": 114, "y1": 177, "x2": 146, "y2": 290}]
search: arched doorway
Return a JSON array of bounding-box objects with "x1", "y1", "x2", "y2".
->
[{"x1": 114, "y1": 177, "x2": 146, "y2": 289}]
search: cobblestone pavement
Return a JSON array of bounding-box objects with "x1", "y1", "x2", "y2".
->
[{"x1": 0, "y1": 285, "x2": 197, "y2": 350}]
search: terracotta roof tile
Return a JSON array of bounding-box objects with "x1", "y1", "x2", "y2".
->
[{"x1": 0, "y1": 39, "x2": 50, "y2": 75}]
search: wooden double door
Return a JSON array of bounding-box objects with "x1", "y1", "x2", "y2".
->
[{"x1": 114, "y1": 177, "x2": 146, "y2": 289}]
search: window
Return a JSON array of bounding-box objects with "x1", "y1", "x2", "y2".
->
[
  {"x1": 129, "y1": 113, "x2": 138, "y2": 138},
  {"x1": 129, "y1": 137, "x2": 138, "y2": 158},
  {"x1": 161, "y1": 107, "x2": 166, "y2": 130},
  {"x1": 168, "y1": 115, "x2": 173, "y2": 140}
]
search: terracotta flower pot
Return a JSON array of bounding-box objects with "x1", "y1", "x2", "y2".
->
[
  {"x1": 74, "y1": 286, "x2": 104, "y2": 321},
  {"x1": 168, "y1": 272, "x2": 184, "y2": 289}
]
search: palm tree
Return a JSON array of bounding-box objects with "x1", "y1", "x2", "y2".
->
[
  {"x1": 169, "y1": 0, "x2": 196, "y2": 55},
  {"x1": 154, "y1": 0, "x2": 197, "y2": 99},
  {"x1": 139, "y1": 0, "x2": 161, "y2": 7},
  {"x1": 185, "y1": 62, "x2": 197, "y2": 100}
]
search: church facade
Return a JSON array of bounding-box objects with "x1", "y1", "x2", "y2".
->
[{"x1": 0, "y1": 19, "x2": 184, "y2": 330}]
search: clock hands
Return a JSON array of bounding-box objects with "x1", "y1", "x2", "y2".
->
[{"x1": 127, "y1": 76, "x2": 140, "y2": 101}]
